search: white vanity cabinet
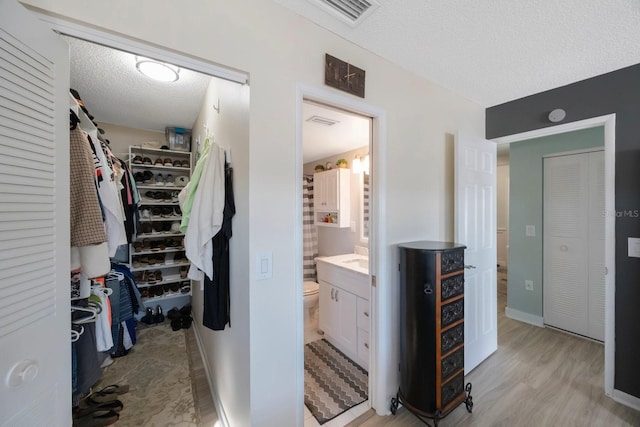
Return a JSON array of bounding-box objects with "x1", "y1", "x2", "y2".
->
[
  {"x1": 317, "y1": 256, "x2": 369, "y2": 370},
  {"x1": 314, "y1": 168, "x2": 350, "y2": 227}
]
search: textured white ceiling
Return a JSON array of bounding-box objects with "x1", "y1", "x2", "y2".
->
[
  {"x1": 65, "y1": 36, "x2": 363, "y2": 161},
  {"x1": 65, "y1": 36, "x2": 211, "y2": 132},
  {"x1": 273, "y1": 0, "x2": 640, "y2": 106},
  {"x1": 303, "y1": 102, "x2": 370, "y2": 163}
]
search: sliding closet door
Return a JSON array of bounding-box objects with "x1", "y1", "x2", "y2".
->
[
  {"x1": 543, "y1": 151, "x2": 604, "y2": 341},
  {"x1": 0, "y1": 1, "x2": 71, "y2": 425}
]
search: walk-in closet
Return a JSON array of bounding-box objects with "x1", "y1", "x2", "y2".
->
[{"x1": 64, "y1": 36, "x2": 236, "y2": 426}]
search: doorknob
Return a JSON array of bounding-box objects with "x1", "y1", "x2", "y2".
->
[
  {"x1": 560, "y1": 245, "x2": 568, "y2": 252},
  {"x1": 464, "y1": 265, "x2": 476, "y2": 269},
  {"x1": 6, "y1": 360, "x2": 39, "y2": 387}
]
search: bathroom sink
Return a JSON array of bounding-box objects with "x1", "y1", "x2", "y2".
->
[
  {"x1": 342, "y1": 258, "x2": 369, "y2": 270},
  {"x1": 316, "y1": 254, "x2": 369, "y2": 275}
]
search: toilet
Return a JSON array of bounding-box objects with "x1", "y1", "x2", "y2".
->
[{"x1": 303, "y1": 281, "x2": 320, "y2": 326}]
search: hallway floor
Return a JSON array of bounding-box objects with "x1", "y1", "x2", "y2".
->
[{"x1": 346, "y1": 269, "x2": 640, "y2": 427}]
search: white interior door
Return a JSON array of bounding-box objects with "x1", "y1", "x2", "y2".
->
[
  {"x1": 455, "y1": 131, "x2": 498, "y2": 374},
  {"x1": 543, "y1": 151, "x2": 604, "y2": 341},
  {"x1": 0, "y1": 1, "x2": 71, "y2": 425},
  {"x1": 587, "y1": 152, "x2": 605, "y2": 341}
]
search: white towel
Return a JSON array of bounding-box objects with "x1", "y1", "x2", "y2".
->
[{"x1": 184, "y1": 144, "x2": 225, "y2": 280}]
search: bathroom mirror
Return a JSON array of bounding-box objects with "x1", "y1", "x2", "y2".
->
[{"x1": 360, "y1": 172, "x2": 369, "y2": 243}]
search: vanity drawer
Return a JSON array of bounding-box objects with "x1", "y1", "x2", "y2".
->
[
  {"x1": 440, "y1": 249, "x2": 464, "y2": 274},
  {"x1": 441, "y1": 298, "x2": 464, "y2": 328},
  {"x1": 357, "y1": 297, "x2": 370, "y2": 332},
  {"x1": 441, "y1": 347, "x2": 464, "y2": 382},
  {"x1": 441, "y1": 274, "x2": 464, "y2": 301},
  {"x1": 357, "y1": 328, "x2": 369, "y2": 370},
  {"x1": 441, "y1": 323, "x2": 464, "y2": 354},
  {"x1": 441, "y1": 372, "x2": 464, "y2": 408}
]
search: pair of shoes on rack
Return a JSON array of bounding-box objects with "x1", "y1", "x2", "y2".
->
[{"x1": 167, "y1": 304, "x2": 193, "y2": 331}]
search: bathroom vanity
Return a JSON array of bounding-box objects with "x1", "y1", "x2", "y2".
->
[{"x1": 316, "y1": 254, "x2": 369, "y2": 370}]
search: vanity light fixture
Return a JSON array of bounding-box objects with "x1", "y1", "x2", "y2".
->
[
  {"x1": 352, "y1": 155, "x2": 361, "y2": 173},
  {"x1": 136, "y1": 56, "x2": 180, "y2": 82},
  {"x1": 352, "y1": 153, "x2": 370, "y2": 174}
]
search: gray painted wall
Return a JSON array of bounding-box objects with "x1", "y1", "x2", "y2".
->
[
  {"x1": 508, "y1": 127, "x2": 603, "y2": 317},
  {"x1": 486, "y1": 63, "x2": 640, "y2": 399}
]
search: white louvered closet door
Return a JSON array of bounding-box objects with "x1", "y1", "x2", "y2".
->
[
  {"x1": 0, "y1": 1, "x2": 71, "y2": 426},
  {"x1": 543, "y1": 150, "x2": 604, "y2": 341}
]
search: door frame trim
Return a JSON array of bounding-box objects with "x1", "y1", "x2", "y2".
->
[
  {"x1": 493, "y1": 114, "x2": 617, "y2": 400},
  {"x1": 28, "y1": 9, "x2": 249, "y2": 85},
  {"x1": 30, "y1": 12, "x2": 250, "y2": 427},
  {"x1": 295, "y1": 83, "x2": 388, "y2": 421}
]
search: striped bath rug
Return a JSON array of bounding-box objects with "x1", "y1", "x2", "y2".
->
[{"x1": 304, "y1": 339, "x2": 368, "y2": 425}]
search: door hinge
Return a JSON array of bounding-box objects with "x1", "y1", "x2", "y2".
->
[{"x1": 372, "y1": 275, "x2": 377, "y2": 287}]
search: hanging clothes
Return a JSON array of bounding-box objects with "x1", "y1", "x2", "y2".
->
[
  {"x1": 87, "y1": 134, "x2": 128, "y2": 256},
  {"x1": 178, "y1": 141, "x2": 211, "y2": 234},
  {"x1": 118, "y1": 159, "x2": 139, "y2": 242},
  {"x1": 203, "y1": 162, "x2": 235, "y2": 330},
  {"x1": 91, "y1": 286, "x2": 113, "y2": 352},
  {"x1": 69, "y1": 126, "x2": 110, "y2": 278},
  {"x1": 181, "y1": 143, "x2": 226, "y2": 281}
]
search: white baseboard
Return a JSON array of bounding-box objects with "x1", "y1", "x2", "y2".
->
[
  {"x1": 505, "y1": 307, "x2": 544, "y2": 327},
  {"x1": 193, "y1": 325, "x2": 229, "y2": 427},
  {"x1": 611, "y1": 389, "x2": 640, "y2": 412}
]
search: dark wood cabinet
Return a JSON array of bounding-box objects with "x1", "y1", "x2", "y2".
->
[{"x1": 391, "y1": 241, "x2": 473, "y2": 425}]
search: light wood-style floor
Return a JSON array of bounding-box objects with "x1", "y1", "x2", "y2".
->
[{"x1": 347, "y1": 271, "x2": 640, "y2": 427}]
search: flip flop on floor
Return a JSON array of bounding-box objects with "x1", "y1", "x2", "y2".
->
[
  {"x1": 73, "y1": 409, "x2": 119, "y2": 427},
  {"x1": 98, "y1": 384, "x2": 130, "y2": 395},
  {"x1": 76, "y1": 398, "x2": 123, "y2": 416}
]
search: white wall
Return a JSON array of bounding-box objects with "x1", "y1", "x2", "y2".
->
[
  {"x1": 190, "y1": 77, "x2": 251, "y2": 426},
  {"x1": 24, "y1": 1, "x2": 485, "y2": 425},
  {"x1": 98, "y1": 122, "x2": 164, "y2": 157}
]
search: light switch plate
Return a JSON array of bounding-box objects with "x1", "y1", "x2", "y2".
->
[
  {"x1": 526, "y1": 225, "x2": 536, "y2": 237},
  {"x1": 525, "y1": 280, "x2": 534, "y2": 291},
  {"x1": 628, "y1": 238, "x2": 640, "y2": 258},
  {"x1": 256, "y1": 252, "x2": 273, "y2": 280}
]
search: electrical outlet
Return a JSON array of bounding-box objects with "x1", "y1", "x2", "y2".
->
[{"x1": 525, "y1": 280, "x2": 534, "y2": 291}]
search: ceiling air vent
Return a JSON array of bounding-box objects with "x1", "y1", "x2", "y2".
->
[
  {"x1": 306, "y1": 115, "x2": 340, "y2": 126},
  {"x1": 312, "y1": 0, "x2": 379, "y2": 26}
]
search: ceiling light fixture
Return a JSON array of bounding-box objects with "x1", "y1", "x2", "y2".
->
[
  {"x1": 136, "y1": 57, "x2": 180, "y2": 82},
  {"x1": 548, "y1": 108, "x2": 566, "y2": 123}
]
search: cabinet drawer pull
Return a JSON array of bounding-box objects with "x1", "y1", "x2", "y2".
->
[
  {"x1": 364, "y1": 311, "x2": 369, "y2": 317},
  {"x1": 335, "y1": 289, "x2": 339, "y2": 301},
  {"x1": 364, "y1": 343, "x2": 369, "y2": 349},
  {"x1": 331, "y1": 288, "x2": 334, "y2": 300}
]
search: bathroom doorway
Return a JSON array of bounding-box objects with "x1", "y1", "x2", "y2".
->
[{"x1": 300, "y1": 98, "x2": 373, "y2": 426}]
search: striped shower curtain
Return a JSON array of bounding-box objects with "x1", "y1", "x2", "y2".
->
[{"x1": 303, "y1": 176, "x2": 317, "y2": 280}]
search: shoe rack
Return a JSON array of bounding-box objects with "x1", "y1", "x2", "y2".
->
[{"x1": 129, "y1": 145, "x2": 192, "y2": 306}]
